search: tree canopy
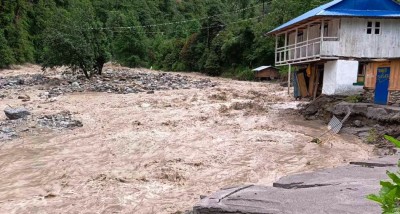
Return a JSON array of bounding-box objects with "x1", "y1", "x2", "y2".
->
[{"x1": 0, "y1": 0, "x2": 330, "y2": 77}]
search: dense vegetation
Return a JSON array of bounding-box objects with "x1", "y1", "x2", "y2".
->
[{"x1": 0, "y1": 0, "x2": 329, "y2": 78}]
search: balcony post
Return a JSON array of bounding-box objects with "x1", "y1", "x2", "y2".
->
[
  {"x1": 275, "y1": 35, "x2": 278, "y2": 63},
  {"x1": 320, "y1": 20, "x2": 324, "y2": 55},
  {"x1": 320, "y1": 19, "x2": 324, "y2": 40},
  {"x1": 284, "y1": 32, "x2": 288, "y2": 62},
  {"x1": 306, "y1": 24, "x2": 310, "y2": 58},
  {"x1": 294, "y1": 28, "x2": 298, "y2": 60}
]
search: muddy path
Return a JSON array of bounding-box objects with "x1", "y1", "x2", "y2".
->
[{"x1": 0, "y1": 65, "x2": 374, "y2": 213}]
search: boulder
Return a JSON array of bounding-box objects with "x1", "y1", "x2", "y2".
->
[
  {"x1": 333, "y1": 102, "x2": 400, "y2": 123},
  {"x1": 353, "y1": 120, "x2": 363, "y2": 127},
  {"x1": 303, "y1": 105, "x2": 318, "y2": 116},
  {"x1": 71, "y1": 82, "x2": 80, "y2": 88},
  {"x1": 4, "y1": 107, "x2": 31, "y2": 120},
  {"x1": 193, "y1": 156, "x2": 398, "y2": 214}
]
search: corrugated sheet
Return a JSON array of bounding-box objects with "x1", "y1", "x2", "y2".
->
[
  {"x1": 269, "y1": 0, "x2": 400, "y2": 34},
  {"x1": 253, "y1": 66, "x2": 275, "y2": 72}
]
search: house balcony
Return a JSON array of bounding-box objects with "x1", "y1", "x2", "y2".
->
[
  {"x1": 275, "y1": 37, "x2": 339, "y2": 66},
  {"x1": 274, "y1": 19, "x2": 341, "y2": 66}
]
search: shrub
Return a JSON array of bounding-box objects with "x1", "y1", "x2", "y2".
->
[
  {"x1": 367, "y1": 135, "x2": 400, "y2": 213},
  {"x1": 236, "y1": 68, "x2": 255, "y2": 81}
]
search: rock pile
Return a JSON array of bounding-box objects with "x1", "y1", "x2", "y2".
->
[
  {"x1": 1, "y1": 69, "x2": 217, "y2": 97},
  {"x1": 52, "y1": 69, "x2": 217, "y2": 95},
  {"x1": 0, "y1": 119, "x2": 29, "y2": 141},
  {"x1": 0, "y1": 125, "x2": 18, "y2": 141},
  {"x1": 1, "y1": 109, "x2": 83, "y2": 141},
  {"x1": 0, "y1": 74, "x2": 58, "y2": 89},
  {"x1": 37, "y1": 111, "x2": 83, "y2": 130}
]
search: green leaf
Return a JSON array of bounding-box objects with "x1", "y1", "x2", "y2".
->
[
  {"x1": 384, "y1": 135, "x2": 400, "y2": 148},
  {"x1": 380, "y1": 181, "x2": 396, "y2": 196},
  {"x1": 383, "y1": 187, "x2": 398, "y2": 208},
  {"x1": 367, "y1": 194, "x2": 383, "y2": 204},
  {"x1": 387, "y1": 172, "x2": 400, "y2": 185},
  {"x1": 381, "y1": 181, "x2": 396, "y2": 189}
]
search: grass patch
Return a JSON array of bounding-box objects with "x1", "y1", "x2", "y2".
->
[
  {"x1": 345, "y1": 94, "x2": 363, "y2": 103},
  {"x1": 366, "y1": 129, "x2": 379, "y2": 144}
]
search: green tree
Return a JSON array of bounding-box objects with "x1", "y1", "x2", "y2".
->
[
  {"x1": 0, "y1": 29, "x2": 15, "y2": 68},
  {"x1": 42, "y1": 0, "x2": 110, "y2": 78}
]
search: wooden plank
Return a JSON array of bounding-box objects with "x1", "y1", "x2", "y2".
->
[
  {"x1": 390, "y1": 60, "x2": 400, "y2": 90},
  {"x1": 308, "y1": 66, "x2": 316, "y2": 95},
  {"x1": 365, "y1": 63, "x2": 375, "y2": 88},
  {"x1": 313, "y1": 70, "x2": 320, "y2": 100},
  {"x1": 297, "y1": 72, "x2": 308, "y2": 97}
]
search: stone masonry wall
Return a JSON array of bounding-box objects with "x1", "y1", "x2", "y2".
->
[
  {"x1": 363, "y1": 89, "x2": 375, "y2": 103},
  {"x1": 389, "y1": 91, "x2": 400, "y2": 106},
  {"x1": 364, "y1": 89, "x2": 400, "y2": 106}
]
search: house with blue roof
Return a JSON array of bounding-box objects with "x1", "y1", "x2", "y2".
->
[{"x1": 268, "y1": 0, "x2": 400, "y2": 105}]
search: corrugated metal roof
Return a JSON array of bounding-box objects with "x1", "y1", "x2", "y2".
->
[
  {"x1": 253, "y1": 66, "x2": 276, "y2": 72},
  {"x1": 268, "y1": 0, "x2": 400, "y2": 34}
]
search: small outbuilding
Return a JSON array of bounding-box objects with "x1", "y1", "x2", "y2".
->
[{"x1": 253, "y1": 66, "x2": 280, "y2": 80}]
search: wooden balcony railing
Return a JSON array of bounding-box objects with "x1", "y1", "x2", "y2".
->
[{"x1": 275, "y1": 37, "x2": 338, "y2": 66}]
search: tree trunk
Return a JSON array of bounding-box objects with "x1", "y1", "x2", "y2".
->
[
  {"x1": 83, "y1": 69, "x2": 90, "y2": 79},
  {"x1": 95, "y1": 57, "x2": 105, "y2": 75}
]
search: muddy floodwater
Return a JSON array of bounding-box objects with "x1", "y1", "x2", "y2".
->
[{"x1": 0, "y1": 65, "x2": 375, "y2": 213}]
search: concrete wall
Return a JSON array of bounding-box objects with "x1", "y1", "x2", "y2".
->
[
  {"x1": 322, "y1": 60, "x2": 363, "y2": 95},
  {"x1": 322, "y1": 61, "x2": 338, "y2": 95}
]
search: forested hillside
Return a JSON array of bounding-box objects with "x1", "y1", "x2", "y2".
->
[{"x1": 0, "y1": 0, "x2": 329, "y2": 77}]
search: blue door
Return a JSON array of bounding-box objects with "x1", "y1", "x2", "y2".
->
[{"x1": 374, "y1": 67, "x2": 391, "y2": 105}]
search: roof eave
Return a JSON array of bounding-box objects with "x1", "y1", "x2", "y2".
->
[
  {"x1": 265, "y1": 14, "x2": 400, "y2": 36},
  {"x1": 265, "y1": 16, "x2": 325, "y2": 36}
]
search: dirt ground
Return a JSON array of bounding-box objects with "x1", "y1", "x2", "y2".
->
[{"x1": 0, "y1": 65, "x2": 375, "y2": 214}]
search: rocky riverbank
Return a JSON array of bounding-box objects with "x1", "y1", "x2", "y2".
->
[
  {"x1": 300, "y1": 96, "x2": 400, "y2": 155},
  {"x1": 0, "y1": 68, "x2": 217, "y2": 99}
]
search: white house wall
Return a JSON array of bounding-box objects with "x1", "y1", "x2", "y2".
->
[
  {"x1": 322, "y1": 61, "x2": 338, "y2": 95},
  {"x1": 322, "y1": 60, "x2": 363, "y2": 95},
  {"x1": 337, "y1": 18, "x2": 400, "y2": 58},
  {"x1": 335, "y1": 60, "x2": 362, "y2": 94}
]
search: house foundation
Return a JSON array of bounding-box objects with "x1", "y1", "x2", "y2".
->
[
  {"x1": 363, "y1": 89, "x2": 375, "y2": 103},
  {"x1": 389, "y1": 91, "x2": 400, "y2": 105}
]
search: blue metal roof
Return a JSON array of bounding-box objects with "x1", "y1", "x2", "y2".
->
[{"x1": 269, "y1": 0, "x2": 400, "y2": 34}]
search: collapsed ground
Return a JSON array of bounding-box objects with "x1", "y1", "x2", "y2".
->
[{"x1": 0, "y1": 65, "x2": 377, "y2": 213}]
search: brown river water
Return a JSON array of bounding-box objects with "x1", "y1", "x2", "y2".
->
[{"x1": 0, "y1": 66, "x2": 374, "y2": 213}]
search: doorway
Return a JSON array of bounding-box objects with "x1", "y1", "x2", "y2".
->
[{"x1": 374, "y1": 67, "x2": 391, "y2": 105}]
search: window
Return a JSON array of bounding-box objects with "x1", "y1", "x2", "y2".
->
[
  {"x1": 355, "y1": 63, "x2": 367, "y2": 85},
  {"x1": 375, "y1": 22, "x2": 381, "y2": 34},
  {"x1": 367, "y1": 21, "x2": 373, "y2": 34},
  {"x1": 367, "y1": 21, "x2": 381, "y2": 35}
]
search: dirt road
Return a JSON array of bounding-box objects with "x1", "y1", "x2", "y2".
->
[{"x1": 0, "y1": 65, "x2": 374, "y2": 213}]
